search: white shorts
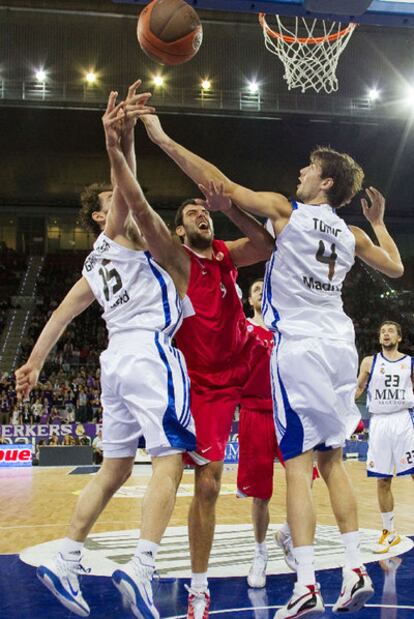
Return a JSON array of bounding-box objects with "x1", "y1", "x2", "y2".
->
[
  {"x1": 271, "y1": 333, "x2": 360, "y2": 460},
  {"x1": 367, "y1": 409, "x2": 414, "y2": 477},
  {"x1": 100, "y1": 330, "x2": 196, "y2": 459}
]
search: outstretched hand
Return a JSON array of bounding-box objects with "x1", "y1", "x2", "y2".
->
[
  {"x1": 196, "y1": 181, "x2": 232, "y2": 213},
  {"x1": 361, "y1": 187, "x2": 385, "y2": 226},
  {"x1": 15, "y1": 362, "x2": 40, "y2": 400},
  {"x1": 102, "y1": 87, "x2": 156, "y2": 149},
  {"x1": 102, "y1": 91, "x2": 125, "y2": 148},
  {"x1": 122, "y1": 78, "x2": 155, "y2": 135}
]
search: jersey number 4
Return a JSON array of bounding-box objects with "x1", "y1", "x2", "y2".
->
[
  {"x1": 316, "y1": 240, "x2": 337, "y2": 281},
  {"x1": 98, "y1": 259, "x2": 122, "y2": 301}
]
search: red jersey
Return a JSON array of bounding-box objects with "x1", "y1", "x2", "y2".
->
[
  {"x1": 240, "y1": 318, "x2": 274, "y2": 410},
  {"x1": 175, "y1": 240, "x2": 250, "y2": 371}
]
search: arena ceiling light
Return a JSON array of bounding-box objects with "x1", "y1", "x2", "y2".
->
[
  {"x1": 367, "y1": 87, "x2": 380, "y2": 101},
  {"x1": 35, "y1": 69, "x2": 47, "y2": 83},
  {"x1": 406, "y1": 86, "x2": 414, "y2": 104},
  {"x1": 247, "y1": 80, "x2": 260, "y2": 94},
  {"x1": 85, "y1": 71, "x2": 97, "y2": 85},
  {"x1": 152, "y1": 74, "x2": 165, "y2": 87},
  {"x1": 201, "y1": 79, "x2": 211, "y2": 91}
]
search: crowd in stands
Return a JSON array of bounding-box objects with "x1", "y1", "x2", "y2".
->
[
  {"x1": 342, "y1": 260, "x2": 414, "y2": 358},
  {"x1": 0, "y1": 366, "x2": 103, "y2": 427},
  {"x1": 1, "y1": 246, "x2": 413, "y2": 432},
  {"x1": 19, "y1": 253, "x2": 107, "y2": 370}
]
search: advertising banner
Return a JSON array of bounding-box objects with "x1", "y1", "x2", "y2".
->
[
  {"x1": 0, "y1": 444, "x2": 33, "y2": 467},
  {"x1": 0, "y1": 423, "x2": 100, "y2": 445}
]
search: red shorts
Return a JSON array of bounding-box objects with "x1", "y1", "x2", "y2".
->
[
  {"x1": 237, "y1": 406, "x2": 284, "y2": 501},
  {"x1": 184, "y1": 359, "x2": 250, "y2": 464},
  {"x1": 236, "y1": 407, "x2": 319, "y2": 498}
]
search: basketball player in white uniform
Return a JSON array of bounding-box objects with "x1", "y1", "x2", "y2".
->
[
  {"x1": 15, "y1": 87, "x2": 196, "y2": 619},
  {"x1": 139, "y1": 115, "x2": 404, "y2": 618},
  {"x1": 356, "y1": 320, "x2": 414, "y2": 553}
]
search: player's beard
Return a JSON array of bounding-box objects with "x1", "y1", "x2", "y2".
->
[
  {"x1": 185, "y1": 228, "x2": 213, "y2": 250},
  {"x1": 382, "y1": 342, "x2": 398, "y2": 351}
]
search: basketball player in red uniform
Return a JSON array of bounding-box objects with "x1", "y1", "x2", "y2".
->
[
  {"x1": 171, "y1": 198, "x2": 274, "y2": 618},
  {"x1": 238, "y1": 278, "x2": 317, "y2": 584},
  {"x1": 238, "y1": 278, "x2": 283, "y2": 588}
]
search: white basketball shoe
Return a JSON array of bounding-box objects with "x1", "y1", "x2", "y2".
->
[
  {"x1": 37, "y1": 552, "x2": 91, "y2": 617},
  {"x1": 275, "y1": 582, "x2": 325, "y2": 619},
  {"x1": 274, "y1": 529, "x2": 296, "y2": 571},
  {"x1": 112, "y1": 557, "x2": 160, "y2": 619},
  {"x1": 247, "y1": 553, "x2": 268, "y2": 588},
  {"x1": 332, "y1": 566, "x2": 374, "y2": 613}
]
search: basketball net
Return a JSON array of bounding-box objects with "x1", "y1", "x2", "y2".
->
[{"x1": 259, "y1": 14, "x2": 356, "y2": 94}]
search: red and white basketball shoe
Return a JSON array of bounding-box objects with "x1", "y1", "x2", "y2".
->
[
  {"x1": 333, "y1": 566, "x2": 374, "y2": 613},
  {"x1": 186, "y1": 585, "x2": 210, "y2": 619}
]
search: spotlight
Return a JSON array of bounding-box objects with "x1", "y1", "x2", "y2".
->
[
  {"x1": 153, "y1": 74, "x2": 165, "y2": 87},
  {"x1": 247, "y1": 80, "x2": 259, "y2": 95},
  {"x1": 85, "y1": 71, "x2": 97, "y2": 85},
  {"x1": 406, "y1": 86, "x2": 414, "y2": 103},
  {"x1": 35, "y1": 69, "x2": 47, "y2": 82},
  {"x1": 201, "y1": 79, "x2": 211, "y2": 91},
  {"x1": 367, "y1": 88, "x2": 380, "y2": 102}
]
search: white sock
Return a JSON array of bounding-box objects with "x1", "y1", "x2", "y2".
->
[
  {"x1": 59, "y1": 537, "x2": 84, "y2": 560},
  {"x1": 191, "y1": 572, "x2": 208, "y2": 591},
  {"x1": 341, "y1": 531, "x2": 361, "y2": 570},
  {"x1": 135, "y1": 539, "x2": 159, "y2": 568},
  {"x1": 381, "y1": 511, "x2": 395, "y2": 532},
  {"x1": 293, "y1": 545, "x2": 315, "y2": 585},
  {"x1": 255, "y1": 541, "x2": 268, "y2": 557},
  {"x1": 280, "y1": 522, "x2": 291, "y2": 537}
]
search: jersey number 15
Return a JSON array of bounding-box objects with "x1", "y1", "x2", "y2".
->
[{"x1": 98, "y1": 260, "x2": 123, "y2": 301}]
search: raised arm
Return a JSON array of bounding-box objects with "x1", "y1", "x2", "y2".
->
[
  {"x1": 102, "y1": 92, "x2": 189, "y2": 294},
  {"x1": 355, "y1": 355, "x2": 373, "y2": 400},
  {"x1": 197, "y1": 181, "x2": 275, "y2": 266},
  {"x1": 103, "y1": 90, "x2": 154, "y2": 241},
  {"x1": 140, "y1": 114, "x2": 291, "y2": 223},
  {"x1": 15, "y1": 277, "x2": 95, "y2": 399},
  {"x1": 120, "y1": 79, "x2": 153, "y2": 177},
  {"x1": 350, "y1": 187, "x2": 404, "y2": 278}
]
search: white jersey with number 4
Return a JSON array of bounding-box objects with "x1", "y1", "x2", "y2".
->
[
  {"x1": 263, "y1": 201, "x2": 355, "y2": 341},
  {"x1": 367, "y1": 353, "x2": 414, "y2": 415},
  {"x1": 82, "y1": 233, "x2": 183, "y2": 340}
]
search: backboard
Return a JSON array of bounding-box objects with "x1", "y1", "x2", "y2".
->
[{"x1": 112, "y1": 0, "x2": 414, "y2": 27}]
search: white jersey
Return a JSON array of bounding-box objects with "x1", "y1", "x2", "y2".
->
[
  {"x1": 263, "y1": 201, "x2": 355, "y2": 341},
  {"x1": 82, "y1": 233, "x2": 183, "y2": 340},
  {"x1": 367, "y1": 352, "x2": 414, "y2": 415}
]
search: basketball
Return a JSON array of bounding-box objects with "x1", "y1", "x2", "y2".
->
[{"x1": 137, "y1": 0, "x2": 203, "y2": 66}]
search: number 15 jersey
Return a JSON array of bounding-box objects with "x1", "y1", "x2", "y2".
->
[
  {"x1": 263, "y1": 201, "x2": 355, "y2": 341},
  {"x1": 82, "y1": 233, "x2": 183, "y2": 340}
]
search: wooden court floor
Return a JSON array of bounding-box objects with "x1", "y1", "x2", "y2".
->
[{"x1": 1, "y1": 461, "x2": 413, "y2": 556}]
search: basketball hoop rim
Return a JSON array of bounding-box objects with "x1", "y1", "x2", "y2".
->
[{"x1": 258, "y1": 13, "x2": 356, "y2": 45}]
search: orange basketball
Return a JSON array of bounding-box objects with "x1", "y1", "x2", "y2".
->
[{"x1": 137, "y1": 0, "x2": 202, "y2": 66}]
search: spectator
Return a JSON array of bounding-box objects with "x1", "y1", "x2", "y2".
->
[
  {"x1": 76, "y1": 386, "x2": 88, "y2": 422},
  {"x1": 92, "y1": 430, "x2": 103, "y2": 464},
  {"x1": 62, "y1": 434, "x2": 76, "y2": 446}
]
